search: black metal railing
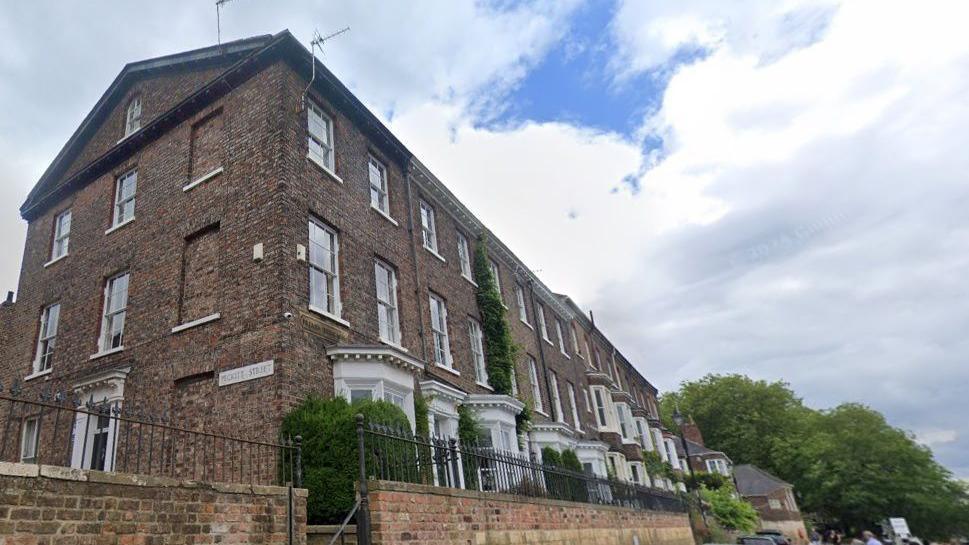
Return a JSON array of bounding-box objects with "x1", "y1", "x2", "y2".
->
[
  {"x1": 0, "y1": 381, "x2": 301, "y2": 487},
  {"x1": 360, "y1": 420, "x2": 685, "y2": 513}
]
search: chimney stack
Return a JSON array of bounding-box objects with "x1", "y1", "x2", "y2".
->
[{"x1": 680, "y1": 417, "x2": 705, "y2": 447}]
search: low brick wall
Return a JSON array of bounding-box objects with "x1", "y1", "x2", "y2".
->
[
  {"x1": 308, "y1": 524, "x2": 358, "y2": 545},
  {"x1": 367, "y1": 480, "x2": 694, "y2": 545},
  {"x1": 0, "y1": 461, "x2": 307, "y2": 544}
]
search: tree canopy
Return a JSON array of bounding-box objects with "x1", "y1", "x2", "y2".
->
[{"x1": 661, "y1": 374, "x2": 969, "y2": 541}]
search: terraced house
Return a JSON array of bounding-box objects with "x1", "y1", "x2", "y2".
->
[{"x1": 0, "y1": 31, "x2": 685, "y2": 490}]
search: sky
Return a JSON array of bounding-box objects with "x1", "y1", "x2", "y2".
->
[{"x1": 1, "y1": 1, "x2": 968, "y2": 477}]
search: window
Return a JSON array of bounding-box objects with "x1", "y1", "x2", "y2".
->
[
  {"x1": 537, "y1": 304, "x2": 550, "y2": 342},
  {"x1": 617, "y1": 404, "x2": 630, "y2": 439},
  {"x1": 488, "y1": 259, "x2": 501, "y2": 293},
  {"x1": 593, "y1": 349, "x2": 601, "y2": 370},
  {"x1": 469, "y1": 319, "x2": 487, "y2": 385},
  {"x1": 112, "y1": 170, "x2": 137, "y2": 227},
  {"x1": 429, "y1": 293, "x2": 451, "y2": 367},
  {"x1": 350, "y1": 388, "x2": 375, "y2": 403},
  {"x1": 457, "y1": 233, "x2": 473, "y2": 280},
  {"x1": 510, "y1": 364, "x2": 518, "y2": 396},
  {"x1": 419, "y1": 201, "x2": 438, "y2": 253},
  {"x1": 383, "y1": 387, "x2": 405, "y2": 409},
  {"x1": 307, "y1": 101, "x2": 334, "y2": 170},
  {"x1": 368, "y1": 156, "x2": 389, "y2": 214},
  {"x1": 515, "y1": 285, "x2": 529, "y2": 324},
  {"x1": 20, "y1": 417, "x2": 39, "y2": 463},
  {"x1": 549, "y1": 370, "x2": 563, "y2": 423},
  {"x1": 706, "y1": 458, "x2": 729, "y2": 476},
  {"x1": 125, "y1": 96, "x2": 141, "y2": 136},
  {"x1": 33, "y1": 303, "x2": 60, "y2": 374},
  {"x1": 584, "y1": 338, "x2": 591, "y2": 364},
  {"x1": 567, "y1": 383, "x2": 582, "y2": 431},
  {"x1": 98, "y1": 272, "x2": 129, "y2": 352},
  {"x1": 768, "y1": 499, "x2": 782, "y2": 510},
  {"x1": 636, "y1": 420, "x2": 648, "y2": 449},
  {"x1": 50, "y1": 210, "x2": 71, "y2": 260},
  {"x1": 593, "y1": 388, "x2": 607, "y2": 428},
  {"x1": 555, "y1": 320, "x2": 568, "y2": 356},
  {"x1": 527, "y1": 356, "x2": 543, "y2": 413},
  {"x1": 630, "y1": 464, "x2": 640, "y2": 484},
  {"x1": 583, "y1": 387, "x2": 592, "y2": 413},
  {"x1": 309, "y1": 219, "x2": 341, "y2": 317},
  {"x1": 571, "y1": 324, "x2": 581, "y2": 357},
  {"x1": 374, "y1": 260, "x2": 400, "y2": 344}
]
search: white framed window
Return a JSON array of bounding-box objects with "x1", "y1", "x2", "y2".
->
[
  {"x1": 768, "y1": 498, "x2": 782, "y2": 510},
  {"x1": 383, "y1": 386, "x2": 406, "y2": 409},
  {"x1": 374, "y1": 260, "x2": 400, "y2": 344},
  {"x1": 584, "y1": 338, "x2": 591, "y2": 364},
  {"x1": 630, "y1": 464, "x2": 641, "y2": 484},
  {"x1": 636, "y1": 420, "x2": 648, "y2": 449},
  {"x1": 307, "y1": 101, "x2": 335, "y2": 170},
  {"x1": 33, "y1": 303, "x2": 60, "y2": 374},
  {"x1": 419, "y1": 201, "x2": 438, "y2": 253},
  {"x1": 555, "y1": 320, "x2": 568, "y2": 356},
  {"x1": 469, "y1": 319, "x2": 487, "y2": 385},
  {"x1": 20, "y1": 417, "x2": 40, "y2": 463},
  {"x1": 527, "y1": 356, "x2": 543, "y2": 413},
  {"x1": 457, "y1": 233, "x2": 473, "y2": 280},
  {"x1": 706, "y1": 458, "x2": 729, "y2": 476},
  {"x1": 309, "y1": 219, "x2": 341, "y2": 318},
  {"x1": 537, "y1": 304, "x2": 550, "y2": 342},
  {"x1": 368, "y1": 155, "x2": 389, "y2": 214},
  {"x1": 594, "y1": 349, "x2": 602, "y2": 370},
  {"x1": 567, "y1": 382, "x2": 582, "y2": 431},
  {"x1": 125, "y1": 96, "x2": 141, "y2": 136},
  {"x1": 593, "y1": 388, "x2": 608, "y2": 428},
  {"x1": 583, "y1": 387, "x2": 592, "y2": 413},
  {"x1": 488, "y1": 259, "x2": 501, "y2": 293},
  {"x1": 617, "y1": 404, "x2": 630, "y2": 439},
  {"x1": 570, "y1": 324, "x2": 581, "y2": 357},
  {"x1": 614, "y1": 362, "x2": 623, "y2": 391},
  {"x1": 112, "y1": 169, "x2": 137, "y2": 227},
  {"x1": 515, "y1": 285, "x2": 529, "y2": 324},
  {"x1": 429, "y1": 293, "x2": 451, "y2": 368},
  {"x1": 549, "y1": 370, "x2": 563, "y2": 423},
  {"x1": 51, "y1": 210, "x2": 71, "y2": 260},
  {"x1": 350, "y1": 387, "x2": 376, "y2": 403},
  {"x1": 510, "y1": 364, "x2": 518, "y2": 396},
  {"x1": 98, "y1": 272, "x2": 129, "y2": 352}
]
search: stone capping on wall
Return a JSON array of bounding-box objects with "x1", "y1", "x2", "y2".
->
[
  {"x1": 367, "y1": 478, "x2": 684, "y2": 515},
  {"x1": 0, "y1": 460, "x2": 309, "y2": 498}
]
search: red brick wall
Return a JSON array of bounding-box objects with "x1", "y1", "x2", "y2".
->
[
  {"x1": 0, "y1": 461, "x2": 306, "y2": 544},
  {"x1": 366, "y1": 480, "x2": 694, "y2": 545}
]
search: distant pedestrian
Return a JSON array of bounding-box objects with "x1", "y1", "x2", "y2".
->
[{"x1": 863, "y1": 531, "x2": 883, "y2": 545}]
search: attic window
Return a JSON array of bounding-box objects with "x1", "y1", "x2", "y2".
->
[{"x1": 125, "y1": 96, "x2": 142, "y2": 136}]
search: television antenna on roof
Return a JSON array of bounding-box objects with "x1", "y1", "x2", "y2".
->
[
  {"x1": 300, "y1": 27, "x2": 350, "y2": 111},
  {"x1": 215, "y1": 0, "x2": 237, "y2": 47}
]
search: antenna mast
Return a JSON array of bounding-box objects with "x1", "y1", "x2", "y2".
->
[
  {"x1": 300, "y1": 27, "x2": 350, "y2": 111},
  {"x1": 215, "y1": 0, "x2": 236, "y2": 47}
]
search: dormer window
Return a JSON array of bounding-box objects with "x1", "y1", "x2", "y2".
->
[{"x1": 125, "y1": 96, "x2": 142, "y2": 136}]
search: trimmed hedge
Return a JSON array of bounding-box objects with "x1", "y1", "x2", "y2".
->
[{"x1": 281, "y1": 396, "x2": 410, "y2": 524}]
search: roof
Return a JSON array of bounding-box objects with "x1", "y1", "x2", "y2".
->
[
  {"x1": 685, "y1": 439, "x2": 731, "y2": 461},
  {"x1": 734, "y1": 464, "x2": 792, "y2": 496}
]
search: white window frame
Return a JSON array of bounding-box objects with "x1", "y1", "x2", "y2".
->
[
  {"x1": 527, "y1": 356, "x2": 543, "y2": 413},
  {"x1": 51, "y1": 210, "x2": 71, "y2": 261},
  {"x1": 567, "y1": 382, "x2": 582, "y2": 431},
  {"x1": 419, "y1": 201, "x2": 439, "y2": 254},
  {"x1": 617, "y1": 404, "x2": 630, "y2": 440},
  {"x1": 368, "y1": 155, "x2": 389, "y2": 215},
  {"x1": 510, "y1": 364, "x2": 519, "y2": 396},
  {"x1": 308, "y1": 219, "x2": 342, "y2": 320},
  {"x1": 125, "y1": 96, "x2": 141, "y2": 136},
  {"x1": 307, "y1": 101, "x2": 335, "y2": 171},
  {"x1": 515, "y1": 284, "x2": 529, "y2": 325},
  {"x1": 98, "y1": 272, "x2": 129, "y2": 353},
  {"x1": 571, "y1": 324, "x2": 581, "y2": 357},
  {"x1": 549, "y1": 370, "x2": 564, "y2": 423},
  {"x1": 489, "y1": 259, "x2": 501, "y2": 293},
  {"x1": 429, "y1": 293, "x2": 452, "y2": 369},
  {"x1": 374, "y1": 260, "x2": 400, "y2": 345},
  {"x1": 583, "y1": 387, "x2": 592, "y2": 413},
  {"x1": 469, "y1": 319, "x2": 488, "y2": 386},
  {"x1": 20, "y1": 417, "x2": 40, "y2": 463},
  {"x1": 537, "y1": 304, "x2": 550, "y2": 342},
  {"x1": 112, "y1": 169, "x2": 137, "y2": 228},
  {"x1": 555, "y1": 320, "x2": 568, "y2": 357},
  {"x1": 457, "y1": 232, "x2": 473, "y2": 281},
  {"x1": 593, "y1": 387, "x2": 608, "y2": 428},
  {"x1": 33, "y1": 303, "x2": 60, "y2": 375}
]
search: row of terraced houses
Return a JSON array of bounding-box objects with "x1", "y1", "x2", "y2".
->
[{"x1": 0, "y1": 31, "x2": 703, "y2": 492}]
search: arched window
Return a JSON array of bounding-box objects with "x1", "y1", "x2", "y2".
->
[{"x1": 125, "y1": 96, "x2": 142, "y2": 136}]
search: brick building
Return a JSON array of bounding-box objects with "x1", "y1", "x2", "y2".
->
[
  {"x1": 734, "y1": 464, "x2": 808, "y2": 543},
  {"x1": 0, "y1": 31, "x2": 679, "y2": 488}
]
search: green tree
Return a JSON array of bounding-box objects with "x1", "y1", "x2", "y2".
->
[
  {"x1": 700, "y1": 485, "x2": 759, "y2": 532},
  {"x1": 472, "y1": 234, "x2": 517, "y2": 394}
]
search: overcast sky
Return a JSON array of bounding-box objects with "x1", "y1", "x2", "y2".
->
[{"x1": 2, "y1": 1, "x2": 968, "y2": 477}]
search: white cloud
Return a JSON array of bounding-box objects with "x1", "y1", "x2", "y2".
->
[{"x1": 916, "y1": 429, "x2": 958, "y2": 448}]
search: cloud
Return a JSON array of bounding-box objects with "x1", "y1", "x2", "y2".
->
[{"x1": 916, "y1": 429, "x2": 958, "y2": 448}]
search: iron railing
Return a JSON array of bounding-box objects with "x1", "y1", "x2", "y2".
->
[
  {"x1": 360, "y1": 420, "x2": 685, "y2": 513},
  {"x1": 0, "y1": 380, "x2": 301, "y2": 487}
]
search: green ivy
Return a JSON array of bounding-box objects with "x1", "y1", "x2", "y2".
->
[
  {"x1": 472, "y1": 234, "x2": 518, "y2": 395},
  {"x1": 414, "y1": 392, "x2": 430, "y2": 437},
  {"x1": 515, "y1": 400, "x2": 533, "y2": 436},
  {"x1": 700, "y1": 485, "x2": 760, "y2": 532},
  {"x1": 457, "y1": 404, "x2": 483, "y2": 447}
]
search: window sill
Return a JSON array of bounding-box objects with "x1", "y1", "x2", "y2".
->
[
  {"x1": 183, "y1": 166, "x2": 224, "y2": 192},
  {"x1": 171, "y1": 312, "x2": 221, "y2": 334},
  {"x1": 424, "y1": 246, "x2": 446, "y2": 263},
  {"x1": 89, "y1": 346, "x2": 124, "y2": 360},
  {"x1": 462, "y1": 275, "x2": 478, "y2": 287},
  {"x1": 535, "y1": 409, "x2": 549, "y2": 418},
  {"x1": 542, "y1": 338, "x2": 554, "y2": 346},
  {"x1": 519, "y1": 319, "x2": 533, "y2": 330},
  {"x1": 25, "y1": 368, "x2": 52, "y2": 382},
  {"x1": 379, "y1": 338, "x2": 408, "y2": 353},
  {"x1": 105, "y1": 217, "x2": 135, "y2": 235},
  {"x1": 308, "y1": 305, "x2": 351, "y2": 328},
  {"x1": 43, "y1": 254, "x2": 68, "y2": 268},
  {"x1": 560, "y1": 352, "x2": 571, "y2": 360},
  {"x1": 370, "y1": 205, "x2": 399, "y2": 226},
  {"x1": 433, "y1": 362, "x2": 460, "y2": 376},
  {"x1": 307, "y1": 153, "x2": 343, "y2": 184},
  {"x1": 116, "y1": 130, "x2": 140, "y2": 145},
  {"x1": 475, "y1": 381, "x2": 494, "y2": 391}
]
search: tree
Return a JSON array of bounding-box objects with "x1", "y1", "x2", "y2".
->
[
  {"x1": 472, "y1": 234, "x2": 518, "y2": 395},
  {"x1": 701, "y1": 485, "x2": 759, "y2": 532}
]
